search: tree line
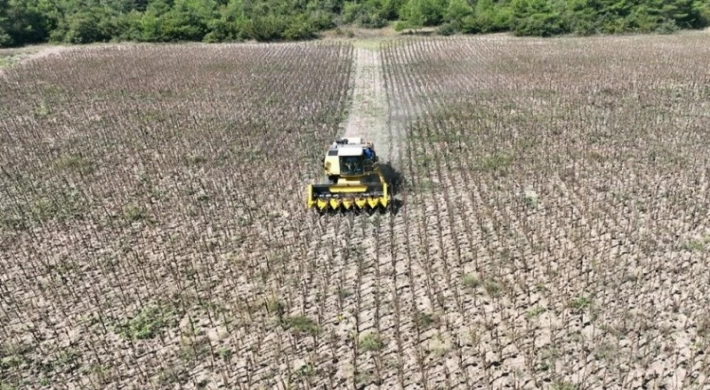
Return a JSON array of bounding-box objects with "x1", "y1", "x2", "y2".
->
[{"x1": 1, "y1": 0, "x2": 709, "y2": 47}]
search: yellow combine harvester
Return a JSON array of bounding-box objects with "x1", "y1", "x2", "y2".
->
[{"x1": 307, "y1": 137, "x2": 389, "y2": 212}]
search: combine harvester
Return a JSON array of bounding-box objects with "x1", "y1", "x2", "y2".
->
[{"x1": 306, "y1": 137, "x2": 390, "y2": 213}]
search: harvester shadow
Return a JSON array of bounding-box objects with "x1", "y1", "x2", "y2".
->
[{"x1": 380, "y1": 161, "x2": 405, "y2": 216}]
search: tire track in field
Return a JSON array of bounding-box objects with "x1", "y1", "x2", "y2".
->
[
  {"x1": 308, "y1": 40, "x2": 434, "y2": 389},
  {"x1": 306, "y1": 43, "x2": 405, "y2": 388},
  {"x1": 342, "y1": 43, "x2": 406, "y2": 389},
  {"x1": 333, "y1": 40, "x2": 439, "y2": 389},
  {"x1": 342, "y1": 46, "x2": 393, "y2": 161}
]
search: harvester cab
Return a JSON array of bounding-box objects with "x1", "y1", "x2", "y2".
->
[{"x1": 307, "y1": 137, "x2": 389, "y2": 212}]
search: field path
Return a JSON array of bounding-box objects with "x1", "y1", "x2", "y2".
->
[
  {"x1": 342, "y1": 46, "x2": 396, "y2": 163},
  {"x1": 315, "y1": 42, "x2": 414, "y2": 387},
  {"x1": 0, "y1": 46, "x2": 71, "y2": 77}
]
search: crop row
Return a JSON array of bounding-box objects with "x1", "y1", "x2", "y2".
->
[
  {"x1": 0, "y1": 42, "x2": 354, "y2": 389},
  {"x1": 376, "y1": 34, "x2": 710, "y2": 389}
]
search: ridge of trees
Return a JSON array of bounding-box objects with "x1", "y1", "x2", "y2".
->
[{"x1": 1, "y1": 0, "x2": 709, "y2": 47}]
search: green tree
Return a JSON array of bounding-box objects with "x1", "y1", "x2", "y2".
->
[
  {"x1": 694, "y1": 0, "x2": 710, "y2": 26},
  {"x1": 511, "y1": 0, "x2": 567, "y2": 36},
  {"x1": 216, "y1": 0, "x2": 249, "y2": 40},
  {"x1": 462, "y1": 0, "x2": 513, "y2": 33},
  {"x1": 113, "y1": 10, "x2": 144, "y2": 41},
  {"x1": 342, "y1": 0, "x2": 389, "y2": 28},
  {"x1": 0, "y1": 0, "x2": 11, "y2": 46},
  {"x1": 283, "y1": 13, "x2": 317, "y2": 38},
  {"x1": 563, "y1": 0, "x2": 597, "y2": 35},
  {"x1": 396, "y1": 0, "x2": 446, "y2": 31},
  {"x1": 139, "y1": 0, "x2": 172, "y2": 41},
  {"x1": 0, "y1": 28, "x2": 11, "y2": 48},
  {"x1": 2, "y1": 0, "x2": 710, "y2": 47},
  {"x1": 444, "y1": 0, "x2": 473, "y2": 24},
  {"x1": 243, "y1": 14, "x2": 288, "y2": 41},
  {"x1": 62, "y1": 9, "x2": 113, "y2": 44},
  {"x1": 159, "y1": 0, "x2": 219, "y2": 41},
  {"x1": 662, "y1": 0, "x2": 703, "y2": 28},
  {"x1": 0, "y1": 0, "x2": 51, "y2": 46}
]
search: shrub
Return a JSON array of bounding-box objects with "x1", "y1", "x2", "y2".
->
[
  {"x1": 655, "y1": 19, "x2": 679, "y2": 34},
  {"x1": 117, "y1": 305, "x2": 175, "y2": 340},
  {"x1": 359, "y1": 332, "x2": 386, "y2": 352},
  {"x1": 0, "y1": 30, "x2": 13, "y2": 47},
  {"x1": 243, "y1": 14, "x2": 287, "y2": 41},
  {"x1": 437, "y1": 21, "x2": 457, "y2": 35},
  {"x1": 342, "y1": 2, "x2": 388, "y2": 28},
  {"x1": 394, "y1": 20, "x2": 411, "y2": 32},
  {"x1": 461, "y1": 5, "x2": 512, "y2": 34},
  {"x1": 282, "y1": 315, "x2": 320, "y2": 336},
  {"x1": 283, "y1": 14, "x2": 318, "y2": 40}
]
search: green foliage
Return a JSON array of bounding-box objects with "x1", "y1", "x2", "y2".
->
[
  {"x1": 461, "y1": 0, "x2": 512, "y2": 34},
  {"x1": 399, "y1": 0, "x2": 447, "y2": 28},
  {"x1": 564, "y1": 0, "x2": 597, "y2": 35},
  {"x1": 484, "y1": 279, "x2": 503, "y2": 297},
  {"x1": 282, "y1": 315, "x2": 321, "y2": 336},
  {"x1": 437, "y1": 20, "x2": 458, "y2": 34},
  {"x1": 117, "y1": 305, "x2": 176, "y2": 340},
  {"x1": 413, "y1": 310, "x2": 437, "y2": 328},
  {"x1": 393, "y1": 20, "x2": 410, "y2": 31},
  {"x1": 444, "y1": 0, "x2": 472, "y2": 23},
  {"x1": 0, "y1": 0, "x2": 709, "y2": 47},
  {"x1": 511, "y1": 0, "x2": 568, "y2": 36},
  {"x1": 0, "y1": 30, "x2": 11, "y2": 47},
  {"x1": 61, "y1": 8, "x2": 117, "y2": 43},
  {"x1": 513, "y1": 11, "x2": 566, "y2": 36},
  {"x1": 113, "y1": 10, "x2": 144, "y2": 41},
  {"x1": 569, "y1": 295, "x2": 592, "y2": 311},
  {"x1": 160, "y1": 0, "x2": 218, "y2": 41},
  {"x1": 243, "y1": 14, "x2": 288, "y2": 41},
  {"x1": 695, "y1": 0, "x2": 710, "y2": 26},
  {"x1": 462, "y1": 273, "x2": 480, "y2": 289},
  {"x1": 283, "y1": 14, "x2": 318, "y2": 40},
  {"x1": 550, "y1": 381, "x2": 579, "y2": 390},
  {"x1": 526, "y1": 305, "x2": 547, "y2": 318},
  {"x1": 342, "y1": 0, "x2": 391, "y2": 28},
  {"x1": 359, "y1": 331, "x2": 386, "y2": 352},
  {"x1": 123, "y1": 204, "x2": 148, "y2": 222},
  {"x1": 478, "y1": 152, "x2": 513, "y2": 172}
]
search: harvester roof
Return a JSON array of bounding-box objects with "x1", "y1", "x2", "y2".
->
[
  {"x1": 338, "y1": 145, "x2": 364, "y2": 156},
  {"x1": 327, "y1": 137, "x2": 370, "y2": 157}
]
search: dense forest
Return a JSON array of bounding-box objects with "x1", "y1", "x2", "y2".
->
[{"x1": 1, "y1": 0, "x2": 709, "y2": 46}]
